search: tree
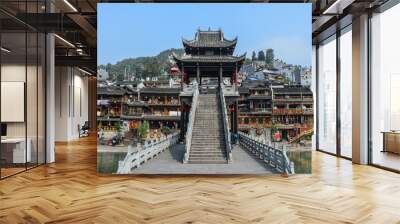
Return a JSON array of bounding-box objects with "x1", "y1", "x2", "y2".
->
[
  {"x1": 293, "y1": 66, "x2": 301, "y2": 84},
  {"x1": 161, "y1": 126, "x2": 172, "y2": 136},
  {"x1": 244, "y1": 58, "x2": 252, "y2": 65},
  {"x1": 116, "y1": 73, "x2": 124, "y2": 81},
  {"x1": 257, "y1": 50, "x2": 265, "y2": 61},
  {"x1": 251, "y1": 51, "x2": 257, "y2": 61},
  {"x1": 138, "y1": 120, "x2": 149, "y2": 142},
  {"x1": 265, "y1": 49, "x2": 274, "y2": 69},
  {"x1": 105, "y1": 63, "x2": 112, "y2": 72}
]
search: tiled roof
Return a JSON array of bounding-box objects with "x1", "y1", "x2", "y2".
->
[
  {"x1": 241, "y1": 80, "x2": 270, "y2": 89},
  {"x1": 173, "y1": 54, "x2": 246, "y2": 63},
  {"x1": 238, "y1": 87, "x2": 250, "y2": 94},
  {"x1": 182, "y1": 30, "x2": 237, "y2": 48},
  {"x1": 140, "y1": 88, "x2": 181, "y2": 94},
  {"x1": 247, "y1": 95, "x2": 272, "y2": 100},
  {"x1": 97, "y1": 86, "x2": 126, "y2": 95},
  {"x1": 273, "y1": 86, "x2": 312, "y2": 94}
]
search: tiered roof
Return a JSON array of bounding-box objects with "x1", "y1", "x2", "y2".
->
[
  {"x1": 174, "y1": 29, "x2": 245, "y2": 66},
  {"x1": 182, "y1": 29, "x2": 237, "y2": 48},
  {"x1": 172, "y1": 53, "x2": 246, "y2": 64}
]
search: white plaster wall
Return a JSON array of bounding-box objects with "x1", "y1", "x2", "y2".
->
[
  {"x1": 311, "y1": 45, "x2": 316, "y2": 150},
  {"x1": 55, "y1": 67, "x2": 89, "y2": 141}
]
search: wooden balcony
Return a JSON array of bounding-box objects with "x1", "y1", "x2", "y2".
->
[{"x1": 272, "y1": 108, "x2": 313, "y2": 115}]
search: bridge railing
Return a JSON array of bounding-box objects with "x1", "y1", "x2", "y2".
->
[
  {"x1": 117, "y1": 133, "x2": 179, "y2": 174},
  {"x1": 183, "y1": 83, "x2": 199, "y2": 163},
  {"x1": 238, "y1": 132, "x2": 295, "y2": 174},
  {"x1": 220, "y1": 84, "x2": 233, "y2": 163}
]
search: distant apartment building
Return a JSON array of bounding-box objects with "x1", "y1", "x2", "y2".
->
[
  {"x1": 301, "y1": 69, "x2": 312, "y2": 87},
  {"x1": 98, "y1": 68, "x2": 109, "y2": 81}
]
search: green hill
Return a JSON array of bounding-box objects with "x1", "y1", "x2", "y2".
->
[{"x1": 98, "y1": 48, "x2": 184, "y2": 81}]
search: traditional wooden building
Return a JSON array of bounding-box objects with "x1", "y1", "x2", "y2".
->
[
  {"x1": 271, "y1": 85, "x2": 313, "y2": 143},
  {"x1": 238, "y1": 80, "x2": 273, "y2": 130},
  {"x1": 173, "y1": 29, "x2": 246, "y2": 86},
  {"x1": 97, "y1": 83, "x2": 181, "y2": 142},
  {"x1": 237, "y1": 82, "x2": 314, "y2": 143}
]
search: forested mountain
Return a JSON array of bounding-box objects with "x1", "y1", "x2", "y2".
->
[{"x1": 98, "y1": 48, "x2": 184, "y2": 81}]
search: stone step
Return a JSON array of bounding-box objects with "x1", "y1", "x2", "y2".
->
[
  {"x1": 195, "y1": 117, "x2": 220, "y2": 119},
  {"x1": 193, "y1": 128, "x2": 221, "y2": 130},
  {"x1": 191, "y1": 139, "x2": 225, "y2": 142},
  {"x1": 192, "y1": 139, "x2": 225, "y2": 143},
  {"x1": 191, "y1": 149, "x2": 225, "y2": 152},
  {"x1": 189, "y1": 154, "x2": 226, "y2": 158},
  {"x1": 191, "y1": 140, "x2": 225, "y2": 144},
  {"x1": 192, "y1": 136, "x2": 224, "y2": 139},
  {"x1": 192, "y1": 130, "x2": 223, "y2": 134},
  {"x1": 192, "y1": 145, "x2": 225, "y2": 148},
  {"x1": 192, "y1": 144, "x2": 225, "y2": 149},
  {"x1": 195, "y1": 112, "x2": 220, "y2": 115},
  {"x1": 193, "y1": 123, "x2": 221, "y2": 126},
  {"x1": 191, "y1": 132, "x2": 224, "y2": 135},
  {"x1": 191, "y1": 136, "x2": 224, "y2": 138},
  {"x1": 187, "y1": 93, "x2": 227, "y2": 164},
  {"x1": 188, "y1": 159, "x2": 227, "y2": 164},
  {"x1": 189, "y1": 158, "x2": 226, "y2": 161},
  {"x1": 194, "y1": 119, "x2": 221, "y2": 121},
  {"x1": 188, "y1": 154, "x2": 226, "y2": 158},
  {"x1": 190, "y1": 150, "x2": 226, "y2": 154},
  {"x1": 192, "y1": 133, "x2": 224, "y2": 137},
  {"x1": 195, "y1": 114, "x2": 220, "y2": 116},
  {"x1": 190, "y1": 150, "x2": 225, "y2": 153},
  {"x1": 191, "y1": 145, "x2": 226, "y2": 149},
  {"x1": 191, "y1": 146, "x2": 225, "y2": 150}
]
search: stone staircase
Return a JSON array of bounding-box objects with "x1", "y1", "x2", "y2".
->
[{"x1": 188, "y1": 93, "x2": 228, "y2": 164}]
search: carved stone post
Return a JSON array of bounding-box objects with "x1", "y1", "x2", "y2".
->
[
  {"x1": 219, "y1": 63, "x2": 223, "y2": 87},
  {"x1": 196, "y1": 63, "x2": 200, "y2": 86},
  {"x1": 181, "y1": 63, "x2": 184, "y2": 89}
]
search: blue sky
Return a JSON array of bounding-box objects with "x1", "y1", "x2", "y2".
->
[{"x1": 98, "y1": 3, "x2": 311, "y2": 66}]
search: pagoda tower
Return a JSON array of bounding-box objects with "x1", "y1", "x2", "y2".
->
[{"x1": 173, "y1": 29, "x2": 245, "y2": 87}]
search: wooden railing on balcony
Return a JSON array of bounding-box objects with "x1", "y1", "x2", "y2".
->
[
  {"x1": 273, "y1": 96, "x2": 313, "y2": 102},
  {"x1": 273, "y1": 108, "x2": 313, "y2": 115}
]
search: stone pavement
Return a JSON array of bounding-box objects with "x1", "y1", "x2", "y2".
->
[{"x1": 130, "y1": 144, "x2": 275, "y2": 174}]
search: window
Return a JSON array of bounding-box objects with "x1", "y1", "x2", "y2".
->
[
  {"x1": 317, "y1": 35, "x2": 337, "y2": 154},
  {"x1": 340, "y1": 26, "x2": 352, "y2": 158},
  {"x1": 0, "y1": 2, "x2": 46, "y2": 179},
  {"x1": 370, "y1": 3, "x2": 400, "y2": 171}
]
